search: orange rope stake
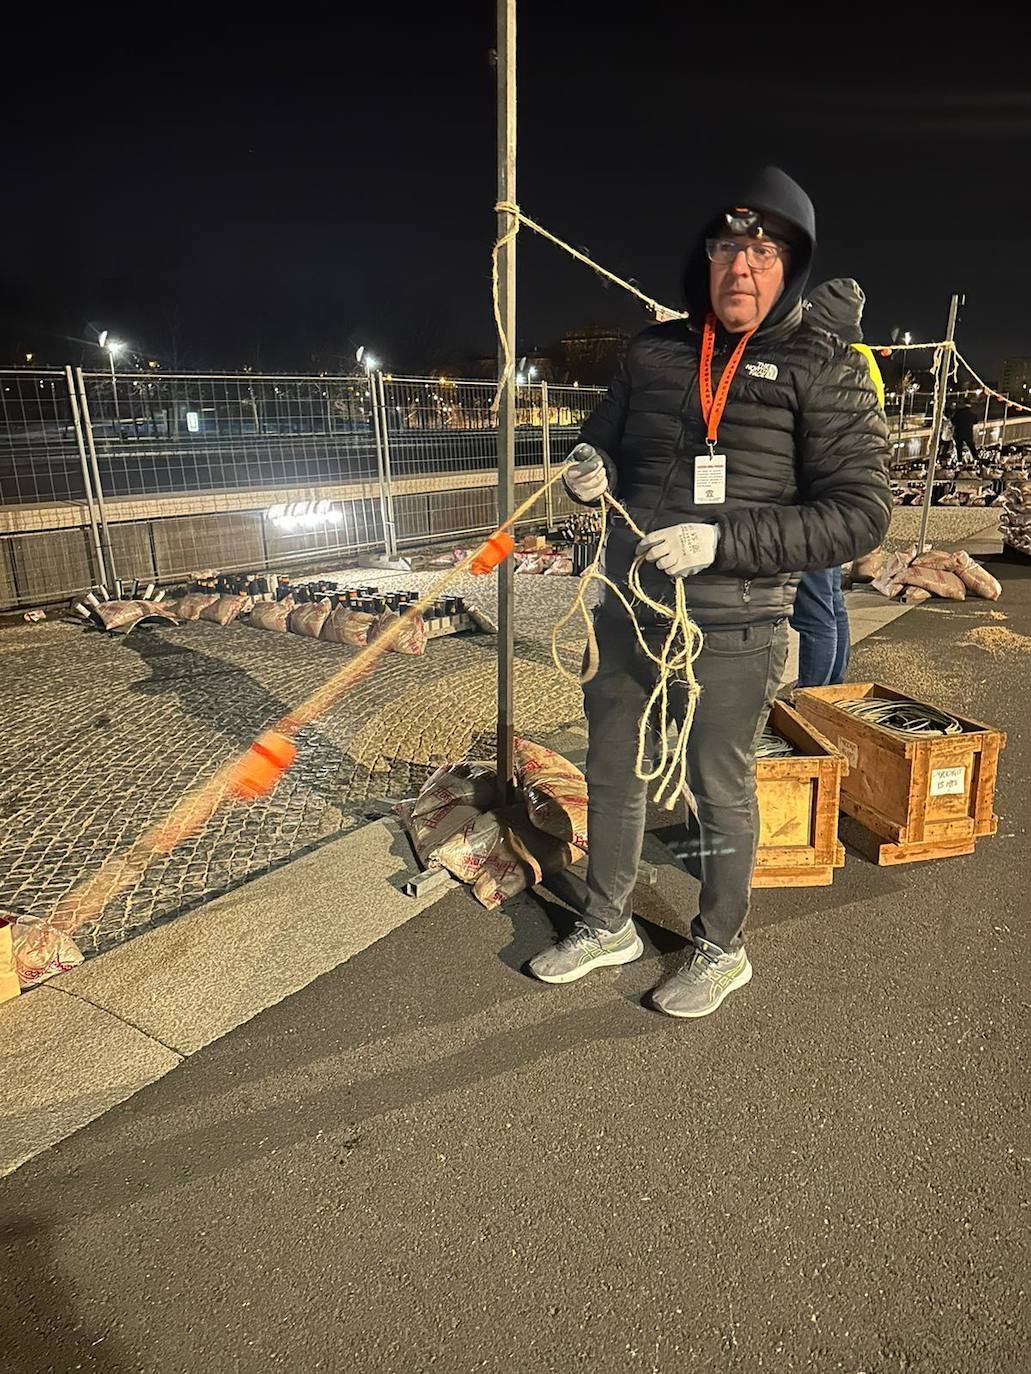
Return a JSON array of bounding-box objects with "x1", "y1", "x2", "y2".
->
[{"x1": 46, "y1": 470, "x2": 572, "y2": 940}]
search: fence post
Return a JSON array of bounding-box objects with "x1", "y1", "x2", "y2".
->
[
  {"x1": 65, "y1": 366, "x2": 109, "y2": 589},
  {"x1": 540, "y1": 379, "x2": 555, "y2": 531},
  {"x1": 375, "y1": 372, "x2": 400, "y2": 562},
  {"x1": 367, "y1": 368, "x2": 392, "y2": 558},
  {"x1": 916, "y1": 294, "x2": 961, "y2": 554},
  {"x1": 74, "y1": 367, "x2": 118, "y2": 584}
]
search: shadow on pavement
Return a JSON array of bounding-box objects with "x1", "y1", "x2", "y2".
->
[
  {"x1": 1, "y1": 995, "x2": 660, "y2": 1233},
  {"x1": 0, "y1": 1219, "x2": 136, "y2": 1372}
]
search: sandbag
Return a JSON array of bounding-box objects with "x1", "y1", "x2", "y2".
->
[
  {"x1": 407, "y1": 758, "x2": 580, "y2": 910},
  {"x1": 872, "y1": 547, "x2": 916, "y2": 599},
  {"x1": 952, "y1": 551, "x2": 1002, "y2": 601},
  {"x1": 515, "y1": 556, "x2": 543, "y2": 575},
  {"x1": 853, "y1": 546, "x2": 887, "y2": 580},
  {"x1": 902, "y1": 586, "x2": 933, "y2": 604},
  {"x1": 369, "y1": 607, "x2": 400, "y2": 646},
  {"x1": 467, "y1": 605, "x2": 498, "y2": 635},
  {"x1": 326, "y1": 606, "x2": 378, "y2": 647},
  {"x1": 433, "y1": 810, "x2": 503, "y2": 885},
  {"x1": 200, "y1": 594, "x2": 251, "y2": 626},
  {"x1": 393, "y1": 609, "x2": 428, "y2": 657},
  {"x1": 134, "y1": 599, "x2": 179, "y2": 625},
  {"x1": 514, "y1": 737, "x2": 588, "y2": 853},
  {"x1": 898, "y1": 566, "x2": 967, "y2": 600},
  {"x1": 91, "y1": 600, "x2": 145, "y2": 631},
  {"x1": 7, "y1": 915, "x2": 83, "y2": 988},
  {"x1": 248, "y1": 597, "x2": 294, "y2": 632},
  {"x1": 912, "y1": 550, "x2": 961, "y2": 572},
  {"x1": 320, "y1": 604, "x2": 355, "y2": 644},
  {"x1": 288, "y1": 599, "x2": 333, "y2": 638},
  {"x1": 176, "y1": 592, "x2": 221, "y2": 621},
  {"x1": 543, "y1": 555, "x2": 574, "y2": 576},
  {"x1": 406, "y1": 800, "x2": 482, "y2": 863},
  {"x1": 414, "y1": 761, "x2": 499, "y2": 816},
  {"x1": 469, "y1": 805, "x2": 580, "y2": 911},
  {"x1": 366, "y1": 605, "x2": 429, "y2": 656},
  {"x1": 470, "y1": 830, "x2": 530, "y2": 909}
]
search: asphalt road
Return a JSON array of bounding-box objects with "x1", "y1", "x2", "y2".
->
[{"x1": 2, "y1": 553, "x2": 1028, "y2": 1374}]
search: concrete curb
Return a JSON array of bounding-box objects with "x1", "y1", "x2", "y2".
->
[{"x1": 0, "y1": 819, "x2": 451, "y2": 1177}]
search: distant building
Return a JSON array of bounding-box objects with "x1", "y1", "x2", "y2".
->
[
  {"x1": 552, "y1": 327, "x2": 630, "y2": 386},
  {"x1": 1001, "y1": 357, "x2": 1031, "y2": 402},
  {"x1": 445, "y1": 326, "x2": 630, "y2": 387}
]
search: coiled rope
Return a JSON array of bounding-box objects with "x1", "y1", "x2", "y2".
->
[
  {"x1": 549, "y1": 491, "x2": 704, "y2": 811},
  {"x1": 836, "y1": 698, "x2": 963, "y2": 736}
]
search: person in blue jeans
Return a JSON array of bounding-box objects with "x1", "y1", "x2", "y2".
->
[
  {"x1": 791, "y1": 564, "x2": 851, "y2": 686},
  {"x1": 794, "y1": 279, "x2": 884, "y2": 686}
]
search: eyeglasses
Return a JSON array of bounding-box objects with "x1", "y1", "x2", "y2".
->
[{"x1": 705, "y1": 238, "x2": 787, "y2": 272}]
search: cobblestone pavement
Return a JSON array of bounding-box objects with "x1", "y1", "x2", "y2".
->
[
  {"x1": 0, "y1": 509, "x2": 998, "y2": 957},
  {"x1": 0, "y1": 569, "x2": 588, "y2": 955}
]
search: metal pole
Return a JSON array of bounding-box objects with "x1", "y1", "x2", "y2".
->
[
  {"x1": 540, "y1": 379, "x2": 555, "y2": 530},
  {"x1": 367, "y1": 369, "x2": 393, "y2": 559},
  {"x1": 75, "y1": 367, "x2": 118, "y2": 583},
  {"x1": 375, "y1": 371, "x2": 400, "y2": 561},
  {"x1": 981, "y1": 389, "x2": 991, "y2": 449},
  {"x1": 496, "y1": 0, "x2": 516, "y2": 795},
  {"x1": 65, "y1": 366, "x2": 109, "y2": 589},
  {"x1": 916, "y1": 293, "x2": 961, "y2": 554},
  {"x1": 109, "y1": 351, "x2": 121, "y2": 429}
]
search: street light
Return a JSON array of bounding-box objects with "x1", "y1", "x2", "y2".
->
[{"x1": 99, "y1": 330, "x2": 124, "y2": 427}]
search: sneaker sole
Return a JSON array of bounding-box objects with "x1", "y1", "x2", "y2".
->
[
  {"x1": 530, "y1": 935, "x2": 645, "y2": 985},
  {"x1": 654, "y1": 960, "x2": 753, "y2": 1018}
]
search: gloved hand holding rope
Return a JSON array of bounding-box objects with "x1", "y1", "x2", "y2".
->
[{"x1": 550, "y1": 447, "x2": 706, "y2": 812}]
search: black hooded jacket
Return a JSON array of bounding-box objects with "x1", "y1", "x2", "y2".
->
[{"x1": 577, "y1": 167, "x2": 892, "y2": 627}]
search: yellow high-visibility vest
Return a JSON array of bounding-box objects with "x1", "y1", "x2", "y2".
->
[{"x1": 852, "y1": 343, "x2": 886, "y2": 408}]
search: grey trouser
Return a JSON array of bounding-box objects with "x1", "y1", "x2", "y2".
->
[{"x1": 583, "y1": 610, "x2": 789, "y2": 951}]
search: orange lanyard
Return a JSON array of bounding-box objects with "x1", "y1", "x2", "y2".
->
[{"x1": 699, "y1": 311, "x2": 755, "y2": 449}]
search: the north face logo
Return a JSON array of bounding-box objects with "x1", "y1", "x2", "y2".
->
[{"x1": 744, "y1": 361, "x2": 779, "y2": 381}]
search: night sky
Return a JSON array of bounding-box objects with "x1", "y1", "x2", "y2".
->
[{"x1": 4, "y1": 10, "x2": 1030, "y2": 380}]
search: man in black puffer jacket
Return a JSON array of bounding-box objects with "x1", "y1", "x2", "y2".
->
[{"x1": 530, "y1": 166, "x2": 892, "y2": 1017}]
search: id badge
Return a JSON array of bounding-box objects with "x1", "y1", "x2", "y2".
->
[{"x1": 694, "y1": 452, "x2": 727, "y2": 505}]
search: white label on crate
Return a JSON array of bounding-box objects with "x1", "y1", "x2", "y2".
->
[
  {"x1": 838, "y1": 737, "x2": 860, "y2": 769},
  {"x1": 930, "y1": 765, "x2": 967, "y2": 797}
]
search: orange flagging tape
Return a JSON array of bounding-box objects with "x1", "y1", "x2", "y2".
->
[
  {"x1": 470, "y1": 530, "x2": 515, "y2": 575},
  {"x1": 227, "y1": 731, "x2": 299, "y2": 800}
]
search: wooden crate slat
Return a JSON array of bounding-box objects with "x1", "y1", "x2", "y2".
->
[{"x1": 752, "y1": 701, "x2": 846, "y2": 887}]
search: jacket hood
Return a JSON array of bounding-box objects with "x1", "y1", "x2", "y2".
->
[
  {"x1": 804, "y1": 278, "x2": 866, "y2": 343},
  {"x1": 682, "y1": 165, "x2": 816, "y2": 334}
]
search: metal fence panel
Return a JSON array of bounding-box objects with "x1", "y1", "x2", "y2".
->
[
  {"x1": 77, "y1": 371, "x2": 380, "y2": 498},
  {"x1": 0, "y1": 369, "x2": 88, "y2": 505},
  {"x1": 0, "y1": 368, "x2": 611, "y2": 606}
]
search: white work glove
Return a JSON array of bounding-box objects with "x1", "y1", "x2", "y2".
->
[
  {"x1": 637, "y1": 523, "x2": 719, "y2": 577},
  {"x1": 562, "y1": 443, "x2": 609, "y2": 504}
]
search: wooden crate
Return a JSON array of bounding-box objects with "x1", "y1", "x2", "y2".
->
[
  {"x1": 752, "y1": 701, "x2": 848, "y2": 888},
  {"x1": 794, "y1": 682, "x2": 1006, "y2": 866}
]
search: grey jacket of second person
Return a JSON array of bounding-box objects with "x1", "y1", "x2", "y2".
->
[
  {"x1": 803, "y1": 278, "x2": 867, "y2": 343},
  {"x1": 575, "y1": 168, "x2": 893, "y2": 628}
]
